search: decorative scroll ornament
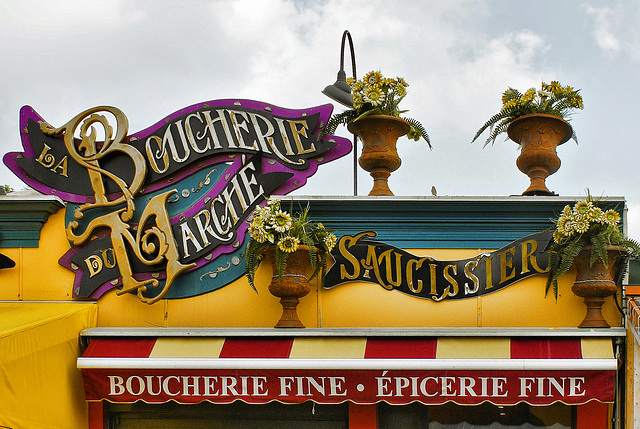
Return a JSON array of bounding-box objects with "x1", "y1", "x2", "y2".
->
[
  {"x1": 5, "y1": 100, "x2": 351, "y2": 303},
  {"x1": 40, "y1": 107, "x2": 193, "y2": 303}
]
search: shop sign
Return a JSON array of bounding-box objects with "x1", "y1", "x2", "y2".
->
[
  {"x1": 82, "y1": 368, "x2": 613, "y2": 406},
  {"x1": 4, "y1": 101, "x2": 351, "y2": 303},
  {"x1": 324, "y1": 231, "x2": 552, "y2": 300}
]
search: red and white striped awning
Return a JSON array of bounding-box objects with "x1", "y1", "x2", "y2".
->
[
  {"x1": 78, "y1": 329, "x2": 618, "y2": 406},
  {"x1": 628, "y1": 298, "x2": 640, "y2": 343}
]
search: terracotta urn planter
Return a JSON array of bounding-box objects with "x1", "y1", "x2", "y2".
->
[
  {"x1": 571, "y1": 245, "x2": 626, "y2": 328},
  {"x1": 506, "y1": 114, "x2": 573, "y2": 196},
  {"x1": 347, "y1": 115, "x2": 410, "y2": 196},
  {"x1": 265, "y1": 246, "x2": 312, "y2": 328}
]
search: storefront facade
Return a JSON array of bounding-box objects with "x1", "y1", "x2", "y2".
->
[{"x1": 0, "y1": 101, "x2": 633, "y2": 428}]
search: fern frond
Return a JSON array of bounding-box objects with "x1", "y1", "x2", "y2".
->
[
  {"x1": 322, "y1": 110, "x2": 359, "y2": 136},
  {"x1": 556, "y1": 239, "x2": 586, "y2": 280},
  {"x1": 472, "y1": 110, "x2": 507, "y2": 143},
  {"x1": 545, "y1": 250, "x2": 561, "y2": 300},
  {"x1": 590, "y1": 233, "x2": 608, "y2": 267},
  {"x1": 274, "y1": 248, "x2": 288, "y2": 281},
  {"x1": 245, "y1": 239, "x2": 267, "y2": 292},
  {"x1": 402, "y1": 117, "x2": 431, "y2": 148}
]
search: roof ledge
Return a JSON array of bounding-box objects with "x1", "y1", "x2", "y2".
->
[{"x1": 0, "y1": 190, "x2": 65, "y2": 247}]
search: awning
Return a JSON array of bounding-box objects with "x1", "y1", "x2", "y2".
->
[
  {"x1": 78, "y1": 328, "x2": 619, "y2": 406},
  {"x1": 0, "y1": 302, "x2": 97, "y2": 429},
  {"x1": 628, "y1": 298, "x2": 640, "y2": 343}
]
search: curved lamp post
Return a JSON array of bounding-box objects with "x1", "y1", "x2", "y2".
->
[{"x1": 322, "y1": 30, "x2": 358, "y2": 195}]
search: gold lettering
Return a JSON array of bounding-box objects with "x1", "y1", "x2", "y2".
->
[
  {"x1": 101, "y1": 248, "x2": 116, "y2": 269},
  {"x1": 228, "y1": 110, "x2": 255, "y2": 150},
  {"x1": 221, "y1": 176, "x2": 247, "y2": 220},
  {"x1": 521, "y1": 239, "x2": 549, "y2": 274},
  {"x1": 51, "y1": 156, "x2": 68, "y2": 177},
  {"x1": 269, "y1": 117, "x2": 306, "y2": 167},
  {"x1": 201, "y1": 110, "x2": 231, "y2": 150},
  {"x1": 248, "y1": 112, "x2": 275, "y2": 153},
  {"x1": 485, "y1": 256, "x2": 493, "y2": 289},
  {"x1": 44, "y1": 107, "x2": 192, "y2": 304},
  {"x1": 165, "y1": 121, "x2": 190, "y2": 162},
  {"x1": 145, "y1": 135, "x2": 169, "y2": 174},
  {"x1": 194, "y1": 210, "x2": 214, "y2": 247},
  {"x1": 406, "y1": 257, "x2": 432, "y2": 294},
  {"x1": 429, "y1": 263, "x2": 438, "y2": 295},
  {"x1": 276, "y1": 117, "x2": 295, "y2": 155},
  {"x1": 379, "y1": 249, "x2": 402, "y2": 289},
  {"x1": 362, "y1": 245, "x2": 389, "y2": 290},
  {"x1": 185, "y1": 112, "x2": 211, "y2": 154},
  {"x1": 180, "y1": 222, "x2": 203, "y2": 259},
  {"x1": 338, "y1": 235, "x2": 361, "y2": 280},
  {"x1": 434, "y1": 265, "x2": 460, "y2": 302},
  {"x1": 443, "y1": 264, "x2": 459, "y2": 296},
  {"x1": 464, "y1": 260, "x2": 480, "y2": 294},
  {"x1": 210, "y1": 195, "x2": 233, "y2": 237},
  {"x1": 289, "y1": 120, "x2": 315, "y2": 155},
  {"x1": 36, "y1": 143, "x2": 55, "y2": 168},
  {"x1": 85, "y1": 255, "x2": 103, "y2": 277},
  {"x1": 499, "y1": 247, "x2": 516, "y2": 284}
]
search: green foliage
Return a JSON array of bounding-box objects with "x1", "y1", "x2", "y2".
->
[
  {"x1": 472, "y1": 81, "x2": 584, "y2": 147},
  {"x1": 244, "y1": 199, "x2": 337, "y2": 292},
  {"x1": 321, "y1": 71, "x2": 431, "y2": 148},
  {"x1": 545, "y1": 194, "x2": 640, "y2": 299}
]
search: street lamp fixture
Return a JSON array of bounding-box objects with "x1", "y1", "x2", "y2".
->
[{"x1": 322, "y1": 30, "x2": 358, "y2": 194}]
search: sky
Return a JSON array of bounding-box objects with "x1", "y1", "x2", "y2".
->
[{"x1": 1, "y1": 0, "x2": 639, "y2": 236}]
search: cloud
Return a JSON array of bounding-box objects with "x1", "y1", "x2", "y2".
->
[
  {"x1": 584, "y1": 2, "x2": 640, "y2": 61},
  {"x1": 584, "y1": 5, "x2": 622, "y2": 53},
  {"x1": 0, "y1": 0, "x2": 638, "y2": 238}
]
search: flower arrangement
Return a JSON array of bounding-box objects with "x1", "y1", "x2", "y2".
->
[
  {"x1": 472, "y1": 81, "x2": 584, "y2": 147},
  {"x1": 323, "y1": 70, "x2": 431, "y2": 148},
  {"x1": 546, "y1": 195, "x2": 640, "y2": 298},
  {"x1": 245, "y1": 199, "x2": 337, "y2": 291}
]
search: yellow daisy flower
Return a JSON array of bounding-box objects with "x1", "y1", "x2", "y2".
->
[
  {"x1": 573, "y1": 201, "x2": 592, "y2": 219},
  {"x1": 278, "y1": 236, "x2": 300, "y2": 253},
  {"x1": 574, "y1": 219, "x2": 589, "y2": 234},
  {"x1": 553, "y1": 230, "x2": 564, "y2": 244},
  {"x1": 556, "y1": 216, "x2": 569, "y2": 235},
  {"x1": 520, "y1": 88, "x2": 536, "y2": 104},
  {"x1": 563, "y1": 220, "x2": 575, "y2": 235},
  {"x1": 364, "y1": 86, "x2": 385, "y2": 106},
  {"x1": 586, "y1": 207, "x2": 604, "y2": 223},
  {"x1": 548, "y1": 81, "x2": 563, "y2": 95},
  {"x1": 324, "y1": 233, "x2": 337, "y2": 251},
  {"x1": 249, "y1": 224, "x2": 267, "y2": 243},
  {"x1": 364, "y1": 70, "x2": 383, "y2": 87},
  {"x1": 603, "y1": 209, "x2": 621, "y2": 226},
  {"x1": 271, "y1": 210, "x2": 292, "y2": 233}
]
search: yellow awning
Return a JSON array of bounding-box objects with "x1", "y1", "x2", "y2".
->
[{"x1": 0, "y1": 302, "x2": 97, "y2": 429}]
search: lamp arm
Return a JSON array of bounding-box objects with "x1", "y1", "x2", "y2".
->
[{"x1": 340, "y1": 30, "x2": 357, "y2": 80}]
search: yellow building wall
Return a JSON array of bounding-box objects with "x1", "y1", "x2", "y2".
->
[
  {"x1": 0, "y1": 208, "x2": 75, "y2": 301},
  {"x1": 0, "y1": 207, "x2": 623, "y2": 330}
]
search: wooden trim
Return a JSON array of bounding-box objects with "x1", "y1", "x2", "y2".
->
[
  {"x1": 576, "y1": 402, "x2": 609, "y2": 429},
  {"x1": 0, "y1": 193, "x2": 64, "y2": 247},
  {"x1": 292, "y1": 196, "x2": 626, "y2": 249},
  {"x1": 88, "y1": 401, "x2": 107, "y2": 429},
  {"x1": 625, "y1": 285, "x2": 640, "y2": 295},
  {"x1": 348, "y1": 403, "x2": 377, "y2": 429}
]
